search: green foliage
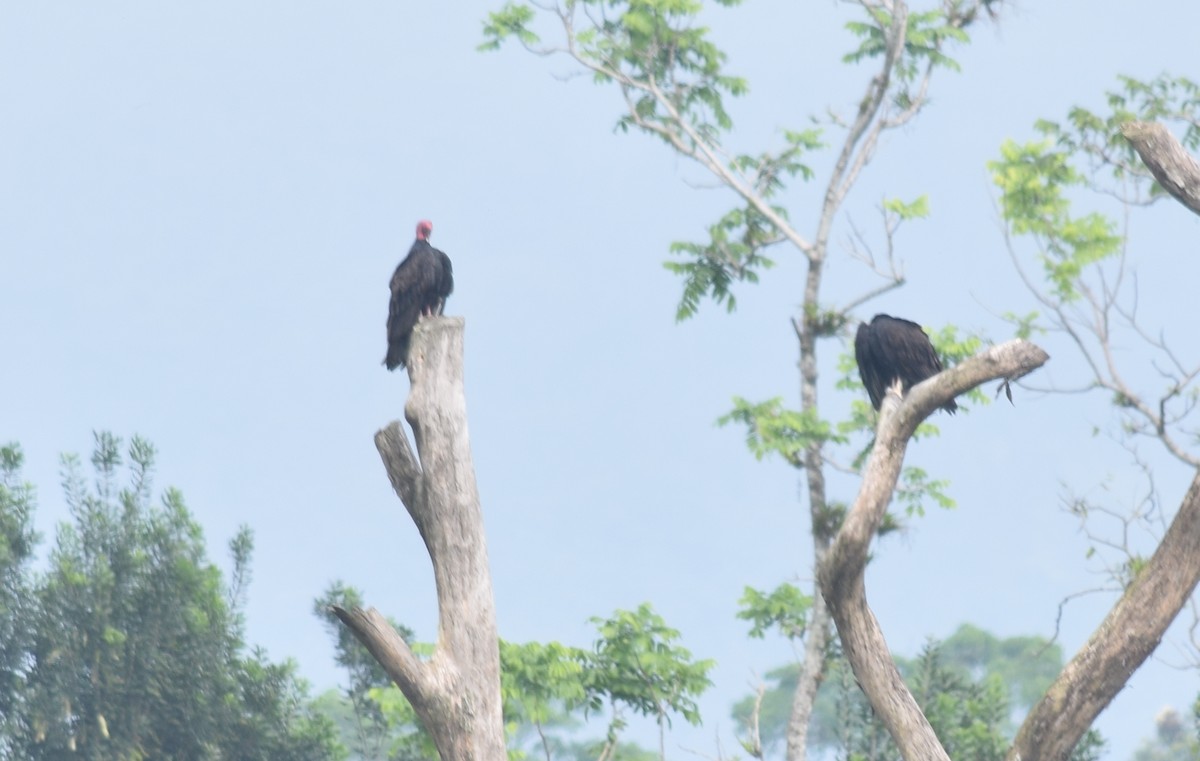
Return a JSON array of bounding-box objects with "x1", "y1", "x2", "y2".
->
[
  {"x1": 810, "y1": 500, "x2": 902, "y2": 544},
  {"x1": 1035, "y1": 74, "x2": 1200, "y2": 191},
  {"x1": 13, "y1": 433, "x2": 341, "y2": 760},
  {"x1": 222, "y1": 649, "x2": 346, "y2": 761},
  {"x1": 1069, "y1": 730, "x2": 1106, "y2": 761},
  {"x1": 482, "y1": 0, "x2": 748, "y2": 146},
  {"x1": 314, "y1": 582, "x2": 418, "y2": 760},
  {"x1": 737, "y1": 583, "x2": 812, "y2": 641},
  {"x1": 910, "y1": 644, "x2": 1008, "y2": 761},
  {"x1": 665, "y1": 205, "x2": 782, "y2": 320},
  {"x1": 882, "y1": 194, "x2": 931, "y2": 220},
  {"x1": 734, "y1": 626, "x2": 1084, "y2": 761},
  {"x1": 927, "y1": 323, "x2": 984, "y2": 369},
  {"x1": 992, "y1": 71, "x2": 1200, "y2": 454},
  {"x1": 483, "y1": 0, "x2": 815, "y2": 325},
  {"x1": 326, "y1": 595, "x2": 704, "y2": 761},
  {"x1": 936, "y1": 624, "x2": 1062, "y2": 710},
  {"x1": 0, "y1": 443, "x2": 39, "y2": 756},
  {"x1": 588, "y1": 603, "x2": 713, "y2": 727},
  {"x1": 843, "y1": 6, "x2": 969, "y2": 81},
  {"x1": 719, "y1": 397, "x2": 848, "y2": 467},
  {"x1": 556, "y1": 738, "x2": 659, "y2": 761},
  {"x1": 484, "y1": 0, "x2": 978, "y2": 542},
  {"x1": 501, "y1": 639, "x2": 593, "y2": 725},
  {"x1": 989, "y1": 139, "x2": 1122, "y2": 302},
  {"x1": 479, "y1": 3, "x2": 538, "y2": 51},
  {"x1": 896, "y1": 466, "x2": 954, "y2": 515},
  {"x1": 664, "y1": 129, "x2": 824, "y2": 319},
  {"x1": 367, "y1": 685, "x2": 440, "y2": 761},
  {"x1": 1002, "y1": 310, "x2": 1043, "y2": 340}
]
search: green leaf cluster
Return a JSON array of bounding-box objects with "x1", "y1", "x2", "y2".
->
[
  {"x1": 365, "y1": 685, "x2": 440, "y2": 761},
  {"x1": 5, "y1": 433, "x2": 341, "y2": 760},
  {"x1": 736, "y1": 582, "x2": 812, "y2": 641},
  {"x1": 896, "y1": 466, "x2": 954, "y2": 515},
  {"x1": 314, "y1": 582, "x2": 419, "y2": 760},
  {"x1": 990, "y1": 138, "x2": 1122, "y2": 302},
  {"x1": 665, "y1": 205, "x2": 782, "y2": 320},
  {"x1": 882, "y1": 193, "x2": 931, "y2": 220},
  {"x1": 910, "y1": 644, "x2": 1009, "y2": 761},
  {"x1": 483, "y1": 0, "x2": 747, "y2": 144},
  {"x1": 0, "y1": 443, "x2": 39, "y2": 754},
  {"x1": 718, "y1": 397, "x2": 847, "y2": 467},
  {"x1": 733, "y1": 625, "x2": 1089, "y2": 761},
  {"x1": 1037, "y1": 74, "x2": 1200, "y2": 189},
  {"x1": 843, "y1": 6, "x2": 969, "y2": 82},
  {"x1": 480, "y1": 3, "x2": 538, "y2": 50},
  {"x1": 588, "y1": 603, "x2": 714, "y2": 727},
  {"x1": 349, "y1": 602, "x2": 710, "y2": 760},
  {"x1": 501, "y1": 639, "x2": 593, "y2": 728}
]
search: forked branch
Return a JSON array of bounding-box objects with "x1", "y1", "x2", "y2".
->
[
  {"x1": 818, "y1": 340, "x2": 1050, "y2": 761},
  {"x1": 333, "y1": 318, "x2": 505, "y2": 761}
]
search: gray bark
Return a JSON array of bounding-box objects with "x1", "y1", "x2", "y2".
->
[
  {"x1": 1120, "y1": 120, "x2": 1200, "y2": 217},
  {"x1": 784, "y1": 583, "x2": 829, "y2": 761},
  {"x1": 818, "y1": 340, "x2": 1050, "y2": 761},
  {"x1": 1008, "y1": 470, "x2": 1200, "y2": 761},
  {"x1": 333, "y1": 317, "x2": 505, "y2": 761}
]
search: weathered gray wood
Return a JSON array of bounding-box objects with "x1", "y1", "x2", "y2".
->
[
  {"x1": 1121, "y1": 121, "x2": 1200, "y2": 217},
  {"x1": 333, "y1": 317, "x2": 505, "y2": 761},
  {"x1": 1008, "y1": 470, "x2": 1200, "y2": 761},
  {"x1": 818, "y1": 339, "x2": 1050, "y2": 761}
]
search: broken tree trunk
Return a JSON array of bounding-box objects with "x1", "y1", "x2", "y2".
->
[{"x1": 333, "y1": 317, "x2": 505, "y2": 761}]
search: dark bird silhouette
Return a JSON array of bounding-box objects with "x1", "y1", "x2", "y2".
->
[
  {"x1": 854, "y1": 314, "x2": 957, "y2": 414},
  {"x1": 384, "y1": 220, "x2": 454, "y2": 371}
]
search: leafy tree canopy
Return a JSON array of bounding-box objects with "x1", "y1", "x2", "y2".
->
[{"x1": 5, "y1": 433, "x2": 341, "y2": 761}]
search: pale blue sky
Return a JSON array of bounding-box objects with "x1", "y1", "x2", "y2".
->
[{"x1": 3, "y1": 2, "x2": 1200, "y2": 758}]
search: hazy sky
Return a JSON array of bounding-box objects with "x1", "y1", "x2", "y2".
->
[{"x1": 3, "y1": 2, "x2": 1200, "y2": 758}]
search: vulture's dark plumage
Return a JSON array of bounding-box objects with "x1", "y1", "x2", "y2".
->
[
  {"x1": 384, "y1": 220, "x2": 454, "y2": 371},
  {"x1": 854, "y1": 314, "x2": 957, "y2": 414}
]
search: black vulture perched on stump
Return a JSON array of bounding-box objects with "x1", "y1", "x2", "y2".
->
[
  {"x1": 384, "y1": 220, "x2": 454, "y2": 371},
  {"x1": 854, "y1": 314, "x2": 957, "y2": 414}
]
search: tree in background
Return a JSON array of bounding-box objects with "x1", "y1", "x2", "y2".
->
[
  {"x1": 1129, "y1": 704, "x2": 1200, "y2": 761},
  {"x1": 315, "y1": 582, "x2": 429, "y2": 761},
  {"x1": 0, "y1": 443, "x2": 39, "y2": 760},
  {"x1": 479, "y1": 1, "x2": 1015, "y2": 758},
  {"x1": 732, "y1": 624, "x2": 1102, "y2": 761},
  {"x1": 990, "y1": 75, "x2": 1200, "y2": 761},
  {"x1": 5, "y1": 432, "x2": 340, "y2": 761},
  {"x1": 482, "y1": 2, "x2": 1200, "y2": 760},
  {"x1": 318, "y1": 580, "x2": 708, "y2": 761}
]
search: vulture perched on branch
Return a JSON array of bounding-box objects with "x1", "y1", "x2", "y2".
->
[
  {"x1": 855, "y1": 314, "x2": 957, "y2": 414},
  {"x1": 383, "y1": 220, "x2": 454, "y2": 371}
]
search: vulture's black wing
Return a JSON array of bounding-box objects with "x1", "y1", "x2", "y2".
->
[
  {"x1": 433, "y1": 246, "x2": 454, "y2": 316},
  {"x1": 855, "y1": 314, "x2": 957, "y2": 414},
  {"x1": 384, "y1": 240, "x2": 442, "y2": 371},
  {"x1": 855, "y1": 321, "x2": 888, "y2": 411}
]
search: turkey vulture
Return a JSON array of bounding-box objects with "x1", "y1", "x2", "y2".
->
[
  {"x1": 854, "y1": 314, "x2": 957, "y2": 414},
  {"x1": 383, "y1": 220, "x2": 454, "y2": 371}
]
